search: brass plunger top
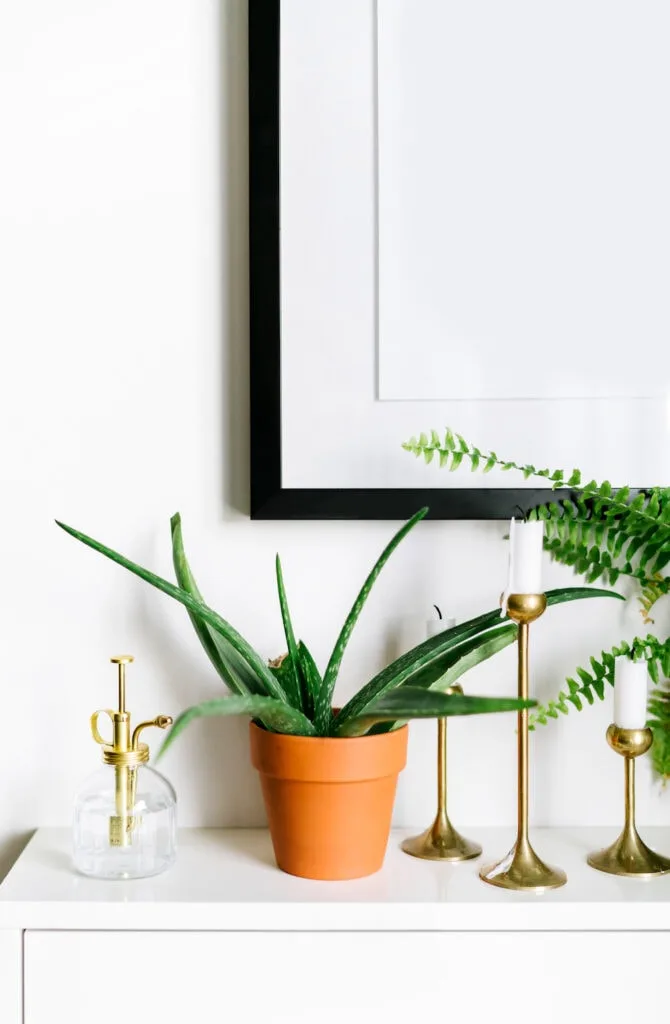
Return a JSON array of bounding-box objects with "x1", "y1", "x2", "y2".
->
[{"x1": 90, "y1": 656, "x2": 172, "y2": 767}]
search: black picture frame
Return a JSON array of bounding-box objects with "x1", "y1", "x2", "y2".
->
[{"x1": 248, "y1": 0, "x2": 576, "y2": 521}]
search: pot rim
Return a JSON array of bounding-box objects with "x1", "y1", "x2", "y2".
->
[
  {"x1": 249, "y1": 719, "x2": 408, "y2": 742},
  {"x1": 249, "y1": 720, "x2": 408, "y2": 782}
]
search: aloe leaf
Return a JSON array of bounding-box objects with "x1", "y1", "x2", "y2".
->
[
  {"x1": 275, "y1": 555, "x2": 303, "y2": 711},
  {"x1": 338, "y1": 687, "x2": 535, "y2": 737},
  {"x1": 297, "y1": 641, "x2": 321, "y2": 724},
  {"x1": 334, "y1": 586, "x2": 622, "y2": 733},
  {"x1": 157, "y1": 695, "x2": 316, "y2": 758},
  {"x1": 171, "y1": 514, "x2": 263, "y2": 696},
  {"x1": 335, "y1": 612, "x2": 504, "y2": 732},
  {"x1": 314, "y1": 507, "x2": 429, "y2": 733},
  {"x1": 56, "y1": 519, "x2": 286, "y2": 702},
  {"x1": 359, "y1": 626, "x2": 518, "y2": 735},
  {"x1": 413, "y1": 623, "x2": 518, "y2": 692}
]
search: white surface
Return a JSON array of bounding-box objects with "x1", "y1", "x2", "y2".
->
[
  {"x1": 426, "y1": 616, "x2": 455, "y2": 638},
  {"x1": 0, "y1": 931, "x2": 21, "y2": 1024},
  {"x1": 22, "y1": 930, "x2": 669, "y2": 1024},
  {"x1": 1, "y1": 0, "x2": 669, "y2": 893},
  {"x1": 280, "y1": 0, "x2": 670, "y2": 487},
  {"x1": 614, "y1": 657, "x2": 649, "y2": 730},
  {"x1": 4, "y1": 827, "x2": 670, "y2": 931},
  {"x1": 378, "y1": 0, "x2": 670, "y2": 401}
]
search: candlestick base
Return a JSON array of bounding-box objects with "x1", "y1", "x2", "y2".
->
[
  {"x1": 401, "y1": 814, "x2": 482, "y2": 862},
  {"x1": 587, "y1": 724, "x2": 670, "y2": 877},
  {"x1": 587, "y1": 827, "x2": 670, "y2": 878},
  {"x1": 480, "y1": 836, "x2": 567, "y2": 892}
]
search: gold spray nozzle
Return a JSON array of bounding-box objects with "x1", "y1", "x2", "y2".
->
[{"x1": 132, "y1": 715, "x2": 173, "y2": 751}]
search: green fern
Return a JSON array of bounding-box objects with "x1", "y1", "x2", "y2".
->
[
  {"x1": 529, "y1": 636, "x2": 670, "y2": 727},
  {"x1": 404, "y1": 427, "x2": 670, "y2": 781},
  {"x1": 649, "y1": 690, "x2": 670, "y2": 781},
  {"x1": 403, "y1": 429, "x2": 670, "y2": 586},
  {"x1": 639, "y1": 574, "x2": 669, "y2": 625}
]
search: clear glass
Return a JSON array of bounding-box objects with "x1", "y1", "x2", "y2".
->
[{"x1": 73, "y1": 764, "x2": 177, "y2": 880}]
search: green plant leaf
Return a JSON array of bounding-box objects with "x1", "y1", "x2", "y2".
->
[
  {"x1": 360, "y1": 625, "x2": 518, "y2": 735},
  {"x1": 338, "y1": 687, "x2": 536, "y2": 737},
  {"x1": 314, "y1": 507, "x2": 429, "y2": 733},
  {"x1": 529, "y1": 635, "x2": 670, "y2": 730},
  {"x1": 157, "y1": 695, "x2": 316, "y2": 757},
  {"x1": 422, "y1": 624, "x2": 518, "y2": 692},
  {"x1": 334, "y1": 587, "x2": 621, "y2": 733},
  {"x1": 56, "y1": 519, "x2": 286, "y2": 702},
  {"x1": 170, "y1": 513, "x2": 264, "y2": 697},
  {"x1": 297, "y1": 641, "x2": 321, "y2": 724},
  {"x1": 275, "y1": 555, "x2": 303, "y2": 712}
]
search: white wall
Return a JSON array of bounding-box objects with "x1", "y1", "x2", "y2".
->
[{"x1": 1, "y1": 0, "x2": 667, "y2": 883}]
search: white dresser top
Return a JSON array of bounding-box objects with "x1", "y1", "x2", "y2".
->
[{"x1": 1, "y1": 827, "x2": 670, "y2": 931}]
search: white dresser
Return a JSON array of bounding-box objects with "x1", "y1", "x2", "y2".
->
[{"x1": 1, "y1": 827, "x2": 669, "y2": 1023}]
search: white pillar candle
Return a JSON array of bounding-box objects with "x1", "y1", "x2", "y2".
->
[
  {"x1": 426, "y1": 610, "x2": 456, "y2": 638},
  {"x1": 613, "y1": 657, "x2": 649, "y2": 729},
  {"x1": 507, "y1": 518, "x2": 544, "y2": 594}
]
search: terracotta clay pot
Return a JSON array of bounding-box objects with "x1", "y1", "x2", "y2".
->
[{"x1": 249, "y1": 722, "x2": 408, "y2": 880}]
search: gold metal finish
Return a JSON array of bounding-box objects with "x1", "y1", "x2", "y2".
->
[
  {"x1": 90, "y1": 657, "x2": 171, "y2": 847},
  {"x1": 132, "y1": 715, "x2": 173, "y2": 750},
  {"x1": 402, "y1": 686, "x2": 482, "y2": 862},
  {"x1": 480, "y1": 593, "x2": 567, "y2": 892},
  {"x1": 587, "y1": 725, "x2": 670, "y2": 877},
  {"x1": 111, "y1": 654, "x2": 133, "y2": 713},
  {"x1": 505, "y1": 592, "x2": 547, "y2": 624}
]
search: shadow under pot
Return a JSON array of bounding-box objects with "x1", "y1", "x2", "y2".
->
[{"x1": 249, "y1": 721, "x2": 408, "y2": 881}]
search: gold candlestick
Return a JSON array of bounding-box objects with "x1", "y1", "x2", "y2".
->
[
  {"x1": 480, "y1": 593, "x2": 567, "y2": 891},
  {"x1": 587, "y1": 725, "x2": 670, "y2": 877},
  {"x1": 402, "y1": 686, "x2": 482, "y2": 862}
]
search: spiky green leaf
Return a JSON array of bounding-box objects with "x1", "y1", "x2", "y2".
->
[
  {"x1": 56, "y1": 520, "x2": 286, "y2": 701},
  {"x1": 338, "y1": 688, "x2": 536, "y2": 737},
  {"x1": 274, "y1": 555, "x2": 303, "y2": 711},
  {"x1": 158, "y1": 695, "x2": 316, "y2": 757},
  {"x1": 315, "y1": 507, "x2": 429, "y2": 733}
]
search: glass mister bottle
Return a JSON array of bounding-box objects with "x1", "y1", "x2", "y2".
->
[{"x1": 73, "y1": 655, "x2": 177, "y2": 880}]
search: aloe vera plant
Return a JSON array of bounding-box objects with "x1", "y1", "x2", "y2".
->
[{"x1": 56, "y1": 510, "x2": 620, "y2": 754}]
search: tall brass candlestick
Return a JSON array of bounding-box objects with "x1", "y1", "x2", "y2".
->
[
  {"x1": 587, "y1": 725, "x2": 670, "y2": 876},
  {"x1": 480, "y1": 593, "x2": 567, "y2": 891},
  {"x1": 402, "y1": 685, "x2": 481, "y2": 862}
]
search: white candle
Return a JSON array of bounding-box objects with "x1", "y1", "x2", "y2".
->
[
  {"x1": 613, "y1": 657, "x2": 648, "y2": 729},
  {"x1": 426, "y1": 610, "x2": 456, "y2": 638},
  {"x1": 507, "y1": 518, "x2": 544, "y2": 594}
]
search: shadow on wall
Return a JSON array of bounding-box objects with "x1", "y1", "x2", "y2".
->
[
  {"x1": 0, "y1": 832, "x2": 33, "y2": 884},
  {"x1": 220, "y1": 0, "x2": 250, "y2": 517}
]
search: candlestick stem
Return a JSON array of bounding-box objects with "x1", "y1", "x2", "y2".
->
[
  {"x1": 436, "y1": 717, "x2": 447, "y2": 817},
  {"x1": 518, "y1": 621, "x2": 529, "y2": 845},
  {"x1": 480, "y1": 593, "x2": 567, "y2": 892},
  {"x1": 625, "y1": 756, "x2": 635, "y2": 837},
  {"x1": 402, "y1": 696, "x2": 481, "y2": 862},
  {"x1": 588, "y1": 725, "x2": 670, "y2": 876}
]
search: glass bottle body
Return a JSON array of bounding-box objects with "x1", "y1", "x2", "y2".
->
[{"x1": 73, "y1": 763, "x2": 176, "y2": 880}]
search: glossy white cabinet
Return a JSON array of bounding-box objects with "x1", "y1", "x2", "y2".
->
[
  {"x1": 22, "y1": 930, "x2": 667, "y2": 1024},
  {"x1": 2, "y1": 828, "x2": 670, "y2": 1023}
]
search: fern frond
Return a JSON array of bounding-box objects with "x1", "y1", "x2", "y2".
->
[
  {"x1": 649, "y1": 684, "x2": 670, "y2": 782},
  {"x1": 639, "y1": 574, "x2": 670, "y2": 625},
  {"x1": 542, "y1": 525, "x2": 670, "y2": 592},
  {"x1": 529, "y1": 635, "x2": 670, "y2": 730},
  {"x1": 649, "y1": 717, "x2": 670, "y2": 783},
  {"x1": 403, "y1": 430, "x2": 670, "y2": 583}
]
